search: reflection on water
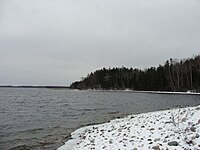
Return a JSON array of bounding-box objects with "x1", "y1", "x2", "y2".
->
[{"x1": 0, "y1": 88, "x2": 199, "y2": 150}]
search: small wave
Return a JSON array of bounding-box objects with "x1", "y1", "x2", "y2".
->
[
  {"x1": 8, "y1": 145, "x2": 29, "y2": 150},
  {"x1": 77, "y1": 108, "x2": 106, "y2": 112},
  {"x1": 62, "y1": 103, "x2": 69, "y2": 107},
  {"x1": 8, "y1": 144, "x2": 39, "y2": 150},
  {"x1": 62, "y1": 113, "x2": 79, "y2": 118},
  {"x1": 107, "y1": 111, "x2": 120, "y2": 114},
  {"x1": 18, "y1": 128, "x2": 44, "y2": 134}
]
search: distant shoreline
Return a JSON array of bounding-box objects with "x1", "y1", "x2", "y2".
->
[
  {"x1": 0, "y1": 85, "x2": 70, "y2": 89},
  {"x1": 1, "y1": 86, "x2": 200, "y2": 95},
  {"x1": 131, "y1": 90, "x2": 200, "y2": 95},
  {"x1": 82, "y1": 89, "x2": 200, "y2": 95}
]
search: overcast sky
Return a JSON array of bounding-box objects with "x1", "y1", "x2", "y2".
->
[{"x1": 0, "y1": 0, "x2": 200, "y2": 86}]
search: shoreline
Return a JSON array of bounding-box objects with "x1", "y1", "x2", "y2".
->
[
  {"x1": 130, "y1": 90, "x2": 200, "y2": 95},
  {"x1": 81, "y1": 89, "x2": 200, "y2": 95},
  {"x1": 58, "y1": 105, "x2": 200, "y2": 150}
]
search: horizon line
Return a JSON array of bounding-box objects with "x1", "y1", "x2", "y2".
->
[{"x1": 0, "y1": 85, "x2": 70, "y2": 88}]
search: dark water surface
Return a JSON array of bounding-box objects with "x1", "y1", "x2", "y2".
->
[{"x1": 0, "y1": 88, "x2": 200, "y2": 150}]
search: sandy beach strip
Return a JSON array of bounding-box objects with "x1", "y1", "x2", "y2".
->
[{"x1": 58, "y1": 105, "x2": 200, "y2": 150}]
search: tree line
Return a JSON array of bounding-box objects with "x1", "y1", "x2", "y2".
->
[{"x1": 70, "y1": 54, "x2": 200, "y2": 92}]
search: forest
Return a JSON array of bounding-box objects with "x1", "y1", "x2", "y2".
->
[{"x1": 70, "y1": 54, "x2": 200, "y2": 92}]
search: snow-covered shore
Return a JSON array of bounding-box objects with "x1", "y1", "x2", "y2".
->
[{"x1": 58, "y1": 105, "x2": 200, "y2": 150}]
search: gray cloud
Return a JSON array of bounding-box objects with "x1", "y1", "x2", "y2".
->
[{"x1": 0, "y1": 0, "x2": 200, "y2": 85}]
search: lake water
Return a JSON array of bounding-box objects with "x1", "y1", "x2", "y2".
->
[{"x1": 0, "y1": 88, "x2": 200, "y2": 150}]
